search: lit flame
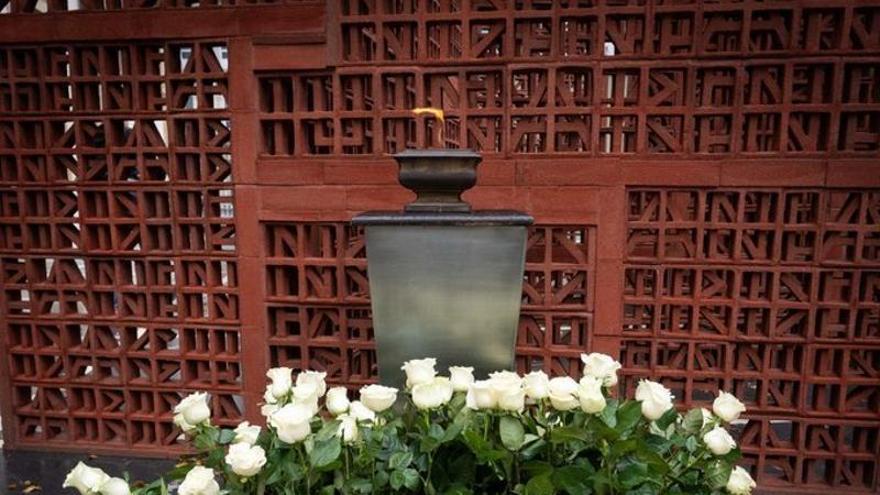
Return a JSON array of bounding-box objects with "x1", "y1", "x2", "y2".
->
[{"x1": 413, "y1": 107, "x2": 445, "y2": 146}]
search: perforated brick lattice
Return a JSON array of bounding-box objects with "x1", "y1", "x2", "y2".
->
[
  {"x1": 622, "y1": 188, "x2": 880, "y2": 491},
  {"x1": 256, "y1": 1, "x2": 880, "y2": 156},
  {"x1": 1, "y1": 1, "x2": 879, "y2": 492},
  {"x1": 0, "y1": 42, "x2": 243, "y2": 450}
]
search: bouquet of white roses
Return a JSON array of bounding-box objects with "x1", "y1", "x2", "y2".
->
[{"x1": 64, "y1": 353, "x2": 756, "y2": 495}]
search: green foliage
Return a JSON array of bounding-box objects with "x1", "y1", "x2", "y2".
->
[{"x1": 162, "y1": 390, "x2": 741, "y2": 495}]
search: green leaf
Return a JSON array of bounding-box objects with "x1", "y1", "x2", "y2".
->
[
  {"x1": 420, "y1": 436, "x2": 441, "y2": 453},
  {"x1": 548, "y1": 426, "x2": 589, "y2": 444},
  {"x1": 616, "y1": 400, "x2": 643, "y2": 432},
  {"x1": 682, "y1": 408, "x2": 706, "y2": 433},
  {"x1": 375, "y1": 469, "x2": 390, "y2": 488},
  {"x1": 500, "y1": 416, "x2": 526, "y2": 451},
  {"x1": 705, "y1": 460, "x2": 733, "y2": 489},
  {"x1": 284, "y1": 461, "x2": 305, "y2": 482},
  {"x1": 636, "y1": 445, "x2": 670, "y2": 476},
  {"x1": 644, "y1": 433, "x2": 672, "y2": 455},
  {"x1": 315, "y1": 420, "x2": 342, "y2": 442},
  {"x1": 521, "y1": 461, "x2": 553, "y2": 477},
  {"x1": 165, "y1": 463, "x2": 195, "y2": 481},
  {"x1": 552, "y1": 465, "x2": 594, "y2": 495},
  {"x1": 389, "y1": 451, "x2": 413, "y2": 470},
  {"x1": 402, "y1": 468, "x2": 421, "y2": 490},
  {"x1": 462, "y1": 430, "x2": 509, "y2": 462},
  {"x1": 429, "y1": 423, "x2": 445, "y2": 441},
  {"x1": 310, "y1": 438, "x2": 342, "y2": 468},
  {"x1": 347, "y1": 478, "x2": 373, "y2": 494},
  {"x1": 618, "y1": 459, "x2": 649, "y2": 489},
  {"x1": 420, "y1": 423, "x2": 446, "y2": 453},
  {"x1": 655, "y1": 408, "x2": 679, "y2": 430},
  {"x1": 390, "y1": 469, "x2": 406, "y2": 490},
  {"x1": 610, "y1": 438, "x2": 638, "y2": 457},
  {"x1": 520, "y1": 438, "x2": 547, "y2": 459},
  {"x1": 524, "y1": 474, "x2": 555, "y2": 495},
  {"x1": 193, "y1": 433, "x2": 215, "y2": 450},
  {"x1": 448, "y1": 392, "x2": 467, "y2": 412},
  {"x1": 217, "y1": 428, "x2": 237, "y2": 445},
  {"x1": 443, "y1": 410, "x2": 469, "y2": 443},
  {"x1": 598, "y1": 400, "x2": 618, "y2": 429}
]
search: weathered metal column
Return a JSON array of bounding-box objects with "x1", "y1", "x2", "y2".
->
[{"x1": 353, "y1": 150, "x2": 533, "y2": 388}]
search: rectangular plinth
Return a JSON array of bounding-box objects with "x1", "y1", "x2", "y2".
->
[{"x1": 362, "y1": 221, "x2": 529, "y2": 388}]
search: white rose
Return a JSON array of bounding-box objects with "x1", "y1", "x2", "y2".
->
[
  {"x1": 549, "y1": 376, "x2": 578, "y2": 396},
  {"x1": 726, "y1": 466, "x2": 756, "y2": 495},
  {"x1": 271, "y1": 403, "x2": 313, "y2": 443},
  {"x1": 488, "y1": 370, "x2": 523, "y2": 390},
  {"x1": 497, "y1": 387, "x2": 526, "y2": 412},
  {"x1": 359, "y1": 384, "x2": 398, "y2": 412},
  {"x1": 703, "y1": 426, "x2": 736, "y2": 456},
  {"x1": 577, "y1": 376, "x2": 606, "y2": 414},
  {"x1": 548, "y1": 376, "x2": 579, "y2": 411},
  {"x1": 487, "y1": 371, "x2": 523, "y2": 407},
  {"x1": 225, "y1": 442, "x2": 267, "y2": 478},
  {"x1": 401, "y1": 358, "x2": 437, "y2": 388},
  {"x1": 233, "y1": 421, "x2": 261, "y2": 445},
  {"x1": 449, "y1": 366, "x2": 475, "y2": 392},
  {"x1": 266, "y1": 367, "x2": 293, "y2": 399},
  {"x1": 260, "y1": 402, "x2": 279, "y2": 418},
  {"x1": 580, "y1": 353, "x2": 622, "y2": 387},
  {"x1": 262, "y1": 387, "x2": 278, "y2": 405},
  {"x1": 99, "y1": 478, "x2": 130, "y2": 495},
  {"x1": 336, "y1": 414, "x2": 359, "y2": 443},
  {"x1": 348, "y1": 400, "x2": 377, "y2": 422},
  {"x1": 63, "y1": 462, "x2": 110, "y2": 495},
  {"x1": 713, "y1": 391, "x2": 746, "y2": 423},
  {"x1": 700, "y1": 408, "x2": 715, "y2": 428},
  {"x1": 635, "y1": 380, "x2": 674, "y2": 421},
  {"x1": 292, "y1": 382, "x2": 321, "y2": 415},
  {"x1": 412, "y1": 377, "x2": 454, "y2": 410},
  {"x1": 466, "y1": 380, "x2": 497, "y2": 410},
  {"x1": 296, "y1": 370, "x2": 328, "y2": 397},
  {"x1": 326, "y1": 386, "x2": 351, "y2": 415},
  {"x1": 173, "y1": 413, "x2": 196, "y2": 433},
  {"x1": 178, "y1": 466, "x2": 220, "y2": 495},
  {"x1": 523, "y1": 371, "x2": 550, "y2": 400},
  {"x1": 174, "y1": 392, "x2": 211, "y2": 427}
]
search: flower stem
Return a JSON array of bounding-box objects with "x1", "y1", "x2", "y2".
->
[
  {"x1": 483, "y1": 413, "x2": 490, "y2": 441},
  {"x1": 344, "y1": 446, "x2": 351, "y2": 482},
  {"x1": 299, "y1": 444, "x2": 312, "y2": 494}
]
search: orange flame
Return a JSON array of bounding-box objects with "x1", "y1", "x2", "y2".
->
[{"x1": 413, "y1": 107, "x2": 445, "y2": 146}]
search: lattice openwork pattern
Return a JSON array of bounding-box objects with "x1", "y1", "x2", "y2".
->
[
  {"x1": 1, "y1": 3, "x2": 880, "y2": 492},
  {"x1": 517, "y1": 225, "x2": 595, "y2": 376},
  {"x1": 256, "y1": 2, "x2": 880, "y2": 156},
  {"x1": 263, "y1": 222, "x2": 596, "y2": 386},
  {"x1": 622, "y1": 188, "x2": 880, "y2": 492},
  {"x1": 0, "y1": 0, "x2": 285, "y2": 14},
  {"x1": 0, "y1": 41, "x2": 242, "y2": 451},
  {"x1": 263, "y1": 222, "x2": 375, "y2": 387}
]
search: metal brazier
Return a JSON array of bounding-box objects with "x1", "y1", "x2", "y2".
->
[{"x1": 353, "y1": 150, "x2": 532, "y2": 388}]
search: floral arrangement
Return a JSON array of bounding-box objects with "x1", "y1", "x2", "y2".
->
[{"x1": 63, "y1": 353, "x2": 756, "y2": 495}]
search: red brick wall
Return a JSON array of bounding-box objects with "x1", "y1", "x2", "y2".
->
[{"x1": 0, "y1": 1, "x2": 879, "y2": 493}]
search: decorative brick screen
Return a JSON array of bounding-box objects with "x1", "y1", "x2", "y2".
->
[
  {"x1": 0, "y1": 1, "x2": 879, "y2": 493},
  {"x1": 622, "y1": 188, "x2": 880, "y2": 491}
]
